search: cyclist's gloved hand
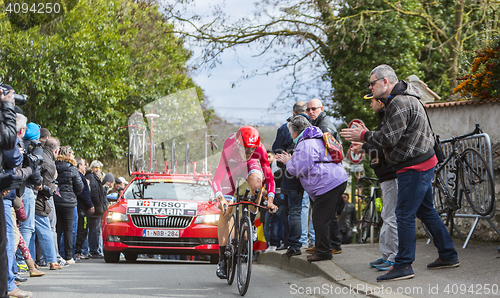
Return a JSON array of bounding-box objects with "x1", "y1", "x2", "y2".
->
[
  {"x1": 267, "y1": 197, "x2": 278, "y2": 214},
  {"x1": 218, "y1": 195, "x2": 228, "y2": 215}
]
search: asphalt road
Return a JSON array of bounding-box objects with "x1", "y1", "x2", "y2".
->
[{"x1": 18, "y1": 257, "x2": 369, "y2": 297}]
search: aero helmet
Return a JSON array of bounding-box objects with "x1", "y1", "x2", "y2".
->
[{"x1": 236, "y1": 126, "x2": 260, "y2": 148}]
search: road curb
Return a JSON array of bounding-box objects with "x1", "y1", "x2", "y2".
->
[{"x1": 257, "y1": 250, "x2": 412, "y2": 298}]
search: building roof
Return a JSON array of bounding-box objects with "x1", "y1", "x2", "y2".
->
[{"x1": 424, "y1": 97, "x2": 500, "y2": 109}]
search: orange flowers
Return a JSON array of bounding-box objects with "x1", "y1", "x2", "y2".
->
[{"x1": 454, "y1": 43, "x2": 499, "y2": 99}]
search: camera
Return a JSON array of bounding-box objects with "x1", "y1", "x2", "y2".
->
[
  {"x1": 0, "y1": 83, "x2": 28, "y2": 105},
  {"x1": 22, "y1": 139, "x2": 43, "y2": 169}
]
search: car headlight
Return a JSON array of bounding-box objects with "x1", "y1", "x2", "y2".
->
[
  {"x1": 106, "y1": 211, "x2": 129, "y2": 223},
  {"x1": 194, "y1": 214, "x2": 220, "y2": 225}
]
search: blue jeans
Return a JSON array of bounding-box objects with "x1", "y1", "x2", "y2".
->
[
  {"x1": 4, "y1": 199, "x2": 17, "y2": 292},
  {"x1": 88, "y1": 216, "x2": 102, "y2": 255},
  {"x1": 34, "y1": 214, "x2": 57, "y2": 263},
  {"x1": 16, "y1": 188, "x2": 36, "y2": 264},
  {"x1": 264, "y1": 195, "x2": 284, "y2": 247},
  {"x1": 300, "y1": 192, "x2": 315, "y2": 246},
  {"x1": 394, "y1": 167, "x2": 458, "y2": 268},
  {"x1": 286, "y1": 190, "x2": 303, "y2": 250}
]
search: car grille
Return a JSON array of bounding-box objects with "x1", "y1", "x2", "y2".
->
[
  {"x1": 120, "y1": 236, "x2": 217, "y2": 248},
  {"x1": 130, "y1": 215, "x2": 193, "y2": 229}
]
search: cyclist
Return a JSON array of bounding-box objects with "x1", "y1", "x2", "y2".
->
[{"x1": 212, "y1": 126, "x2": 278, "y2": 279}]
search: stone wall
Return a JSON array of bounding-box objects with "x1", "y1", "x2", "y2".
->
[{"x1": 418, "y1": 100, "x2": 500, "y2": 242}]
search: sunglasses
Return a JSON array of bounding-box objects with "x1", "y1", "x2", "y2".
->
[
  {"x1": 236, "y1": 143, "x2": 256, "y2": 155},
  {"x1": 370, "y1": 77, "x2": 384, "y2": 86},
  {"x1": 306, "y1": 106, "x2": 321, "y2": 112}
]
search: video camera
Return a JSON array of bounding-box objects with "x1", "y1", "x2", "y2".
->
[{"x1": 0, "y1": 83, "x2": 28, "y2": 105}]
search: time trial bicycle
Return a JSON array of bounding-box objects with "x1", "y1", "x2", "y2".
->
[{"x1": 223, "y1": 188, "x2": 267, "y2": 296}]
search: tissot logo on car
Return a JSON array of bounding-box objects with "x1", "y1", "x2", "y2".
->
[{"x1": 126, "y1": 200, "x2": 198, "y2": 216}]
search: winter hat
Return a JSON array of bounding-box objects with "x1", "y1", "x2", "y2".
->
[
  {"x1": 23, "y1": 122, "x2": 41, "y2": 140},
  {"x1": 103, "y1": 173, "x2": 114, "y2": 184}
]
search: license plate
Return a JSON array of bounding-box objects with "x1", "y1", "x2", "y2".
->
[{"x1": 142, "y1": 229, "x2": 179, "y2": 238}]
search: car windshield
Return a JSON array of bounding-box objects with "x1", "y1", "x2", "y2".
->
[{"x1": 123, "y1": 178, "x2": 214, "y2": 202}]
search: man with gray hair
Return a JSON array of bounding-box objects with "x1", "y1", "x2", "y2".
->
[
  {"x1": 341, "y1": 64, "x2": 459, "y2": 282},
  {"x1": 272, "y1": 101, "x2": 310, "y2": 256}
]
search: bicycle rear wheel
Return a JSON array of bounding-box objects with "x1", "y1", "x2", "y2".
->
[
  {"x1": 237, "y1": 216, "x2": 252, "y2": 296},
  {"x1": 226, "y1": 214, "x2": 237, "y2": 286},
  {"x1": 459, "y1": 148, "x2": 495, "y2": 216},
  {"x1": 358, "y1": 202, "x2": 372, "y2": 244}
]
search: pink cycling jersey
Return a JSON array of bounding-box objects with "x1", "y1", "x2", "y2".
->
[{"x1": 212, "y1": 132, "x2": 275, "y2": 200}]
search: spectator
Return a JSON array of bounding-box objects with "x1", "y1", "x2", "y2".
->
[
  {"x1": 276, "y1": 115, "x2": 348, "y2": 262},
  {"x1": 17, "y1": 122, "x2": 44, "y2": 268},
  {"x1": 102, "y1": 172, "x2": 114, "y2": 193},
  {"x1": 86, "y1": 160, "x2": 107, "y2": 258},
  {"x1": 39, "y1": 128, "x2": 50, "y2": 147},
  {"x1": 74, "y1": 157, "x2": 94, "y2": 260},
  {"x1": 35, "y1": 137, "x2": 62, "y2": 271},
  {"x1": 306, "y1": 98, "x2": 343, "y2": 255},
  {"x1": 338, "y1": 193, "x2": 357, "y2": 244},
  {"x1": 55, "y1": 146, "x2": 83, "y2": 264},
  {"x1": 306, "y1": 98, "x2": 339, "y2": 140},
  {"x1": 351, "y1": 94, "x2": 398, "y2": 271},
  {"x1": 272, "y1": 101, "x2": 310, "y2": 257},
  {"x1": 0, "y1": 86, "x2": 32, "y2": 298},
  {"x1": 107, "y1": 177, "x2": 126, "y2": 204},
  {"x1": 263, "y1": 150, "x2": 284, "y2": 252},
  {"x1": 340, "y1": 64, "x2": 459, "y2": 281}
]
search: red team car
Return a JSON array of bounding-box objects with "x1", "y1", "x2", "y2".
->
[{"x1": 102, "y1": 172, "x2": 220, "y2": 263}]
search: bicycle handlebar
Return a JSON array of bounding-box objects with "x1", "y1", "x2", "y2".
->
[
  {"x1": 443, "y1": 123, "x2": 482, "y2": 143},
  {"x1": 357, "y1": 176, "x2": 379, "y2": 187}
]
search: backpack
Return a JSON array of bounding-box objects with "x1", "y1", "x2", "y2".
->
[{"x1": 316, "y1": 132, "x2": 343, "y2": 163}]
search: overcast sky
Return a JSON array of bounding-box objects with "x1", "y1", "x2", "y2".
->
[{"x1": 176, "y1": 0, "x2": 306, "y2": 125}]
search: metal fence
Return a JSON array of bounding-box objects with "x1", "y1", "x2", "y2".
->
[{"x1": 432, "y1": 132, "x2": 499, "y2": 248}]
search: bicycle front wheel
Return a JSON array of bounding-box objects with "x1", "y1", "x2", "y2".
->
[
  {"x1": 227, "y1": 214, "x2": 237, "y2": 286},
  {"x1": 237, "y1": 216, "x2": 252, "y2": 296},
  {"x1": 432, "y1": 168, "x2": 450, "y2": 216},
  {"x1": 459, "y1": 148, "x2": 495, "y2": 216}
]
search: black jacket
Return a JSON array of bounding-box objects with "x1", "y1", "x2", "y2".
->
[
  {"x1": 362, "y1": 108, "x2": 397, "y2": 183},
  {"x1": 0, "y1": 101, "x2": 18, "y2": 152},
  {"x1": 36, "y1": 147, "x2": 57, "y2": 217},
  {"x1": 86, "y1": 171, "x2": 108, "y2": 217},
  {"x1": 55, "y1": 155, "x2": 84, "y2": 207},
  {"x1": 77, "y1": 172, "x2": 93, "y2": 211},
  {"x1": 22, "y1": 139, "x2": 43, "y2": 188},
  {"x1": 312, "y1": 111, "x2": 339, "y2": 141}
]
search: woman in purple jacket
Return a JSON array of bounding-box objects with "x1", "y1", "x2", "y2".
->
[{"x1": 276, "y1": 115, "x2": 348, "y2": 262}]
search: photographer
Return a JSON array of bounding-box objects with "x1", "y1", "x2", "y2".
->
[
  {"x1": 0, "y1": 86, "x2": 31, "y2": 298},
  {"x1": 16, "y1": 122, "x2": 43, "y2": 270}
]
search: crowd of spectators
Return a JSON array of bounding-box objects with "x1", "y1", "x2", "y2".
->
[{"x1": 0, "y1": 89, "x2": 126, "y2": 297}]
